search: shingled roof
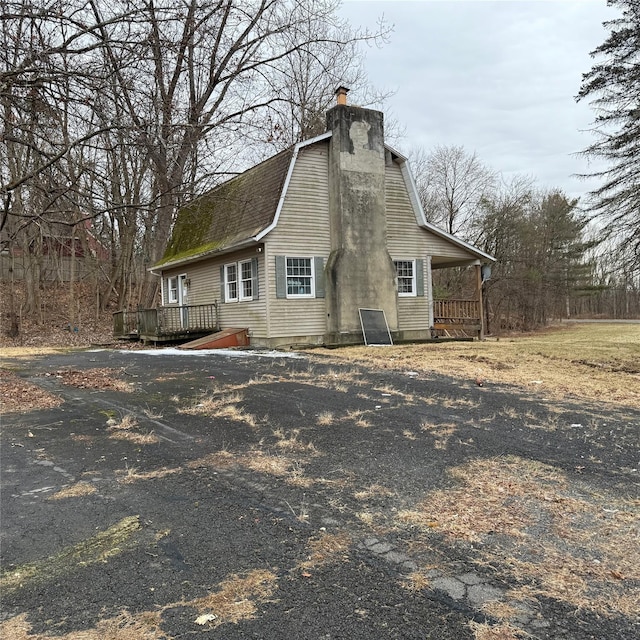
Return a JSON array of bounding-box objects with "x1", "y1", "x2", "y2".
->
[{"x1": 156, "y1": 146, "x2": 295, "y2": 268}]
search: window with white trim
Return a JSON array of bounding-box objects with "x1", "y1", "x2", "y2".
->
[
  {"x1": 167, "y1": 276, "x2": 178, "y2": 303},
  {"x1": 394, "y1": 260, "x2": 416, "y2": 296},
  {"x1": 224, "y1": 263, "x2": 238, "y2": 302},
  {"x1": 223, "y1": 259, "x2": 257, "y2": 303},
  {"x1": 286, "y1": 257, "x2": 314, "y2": 297},
  {"x1": 240, "y1": 260, "x2": 253, "y2": 301}
]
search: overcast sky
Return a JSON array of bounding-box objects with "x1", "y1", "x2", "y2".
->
[{"x1": 339, "y1": 0, "x2": 617, "y2": 202}]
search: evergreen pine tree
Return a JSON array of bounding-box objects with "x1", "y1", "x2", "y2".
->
[{"x1": 577, "y1": 0, "x2": 640, "y2": 270}]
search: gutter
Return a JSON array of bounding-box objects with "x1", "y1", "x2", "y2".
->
[{"x1": 148, "y1": 238, "x2": 261, "y2": 274}]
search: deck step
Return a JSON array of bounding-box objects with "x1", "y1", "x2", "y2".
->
[{"x1": 179, "y1": 328, "x2": 250, "y2": 350}]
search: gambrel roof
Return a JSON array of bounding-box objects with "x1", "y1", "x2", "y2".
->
[
  {"x1": 154, "y1": 131, "x2": 493, "y2": 271},
  {"x1": 156, "y1": 146, "x2": 295, "y2": 269}
]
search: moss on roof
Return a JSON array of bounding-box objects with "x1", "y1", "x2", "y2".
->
[{"x1": 157, "y1": 148, "x2": 294, "y2": 267}]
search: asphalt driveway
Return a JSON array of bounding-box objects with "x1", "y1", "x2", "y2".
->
[{"x1": 1, "y1": 347, "x2": 638, "y2": 639}]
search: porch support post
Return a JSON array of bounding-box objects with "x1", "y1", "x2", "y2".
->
[
  {"x1": 475, "y1": 263, "x2": 485, "y2": 340},
  {"x1": 426, "y1": 255, "x2": 434, "y2": 329}
]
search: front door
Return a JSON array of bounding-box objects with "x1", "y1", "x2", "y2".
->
[{"x1": 178, "y1": 274, "x2": 188, "y2": 329}]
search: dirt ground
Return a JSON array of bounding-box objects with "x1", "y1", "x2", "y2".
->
[{"x1": 1, "y1": 341, "x2": 639, "y2": 640}]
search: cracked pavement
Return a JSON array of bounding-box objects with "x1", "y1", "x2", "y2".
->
[{"x1": 1, "y1": 347, "x2": 638, "y2": 639}]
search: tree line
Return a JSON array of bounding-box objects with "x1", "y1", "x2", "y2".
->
[
  {"x1": 411, "y1": 145, "x2": 639, "y2": 331},
  {"x1": 1, "y1": 0, "x2": 387, "y2": 319},
  {"x1": 1, "y1": 0, "x2": 638, "y2": 336}
]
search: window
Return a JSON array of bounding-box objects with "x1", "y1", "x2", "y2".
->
[
  {"x1": 395, "y1": 260, "x2": 416, "y2": 296},
  {"x1": 222, "y1": 258, "x2": 257, "y2": 303},
  {"x1": 240, "y1": 260, "x2": 253, "y2": 301},
  {"x1": 275, "y1": 256, "x2": 324, "y2": 300},
  {"x1": 167, "y1": 276, "x2": 178, "y2": 303},
  {"x1": 286, "y1": 257, "x2": 314, "y2": 297},
  {"x1": 224, "y1": 263, "x2": 238, "y2": 301}
]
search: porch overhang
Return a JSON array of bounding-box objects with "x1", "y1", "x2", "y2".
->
[{"x1": 431, "y1": 257, "x2": 482, "y2": 269}]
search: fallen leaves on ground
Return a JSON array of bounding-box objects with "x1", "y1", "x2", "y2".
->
[
  {"x1": 41, "y1": 368, "x2": 133, "y2": 392},
  {"x1": 0, "y1": 369, "x2": 62, "y2": 413}
]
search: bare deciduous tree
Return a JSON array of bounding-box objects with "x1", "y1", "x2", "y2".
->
[
  {"x1": 411, "y1": 144, "x2": 497, "y2": 241},
  {"x1": 1, "y1": 0, "x2": 386, "y2": 323}
]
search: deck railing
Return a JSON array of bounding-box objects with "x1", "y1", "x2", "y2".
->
[
  {"x1": 113, "y1": 303, "x2": 218, "y2": 339},
  {"x1": 113, "y1": 309, "x2": 138, "y2": 337},
  {"x1": 433, "y1": 299, "x2": 480, "y2": 322}
]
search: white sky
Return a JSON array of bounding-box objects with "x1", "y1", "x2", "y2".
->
[{"x1": 339, "y1": 0, "x2": 617, "y2": 202}]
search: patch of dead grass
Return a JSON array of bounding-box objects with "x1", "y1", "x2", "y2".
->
[
  {"x1": 0, "y1": 569, "x2": 277, "y2": 638},
  {"x1": 116, "y1": 467, "x2": 181, "y2": 484},
  {"x1": 397, "y1": 456, "x2": 639, "y2": 616},
  {"x1": 316, "y1": 411, "x2": 334, "y2": 425},
  {"x1": 0, "y1": 347, "x2": 66, "y2": 359},
  {"x1": 402, "y1": 568, "x2": 433, "y2": 592},
  {"x1": 107, "y1": 415, "x2": 159, "y2": 445},
  {"x1": 481, "y1": 600, "x2": 531, "y2": 623},
  {"x1": 188, "y1": 451, "x2": 237, "y2": 470},
  {"x1": 181, "y1": 391, "x2": 257, "y2": 427},
  {"x1": 420, "y1": 421, "x2": 457, "y2": 449},
  {"x1": 0, "y1": 611, "x2": 162, "y2": 640},
  {"x1": 469, "y1": 620, "x2": 527, "y2": 640},
  {"x1": 299, "y1": 532, "x2": 352, "y2": 569},
  {"x1": 186, "y1": 569, "x2": 278, "y2": 628},
  {"x1": 48, "y1": 482, "x2": 97, "y2": 500},
  {"x1": 272, "y1": 428, "x2": 318, "y2": 455},
  {"x1": 308, "y1": 324, "x2": 640, "y2": 408},
  {"x1": 109, "y1": 431, "x2": 160, "y2": 445},
  {"x1": 345, "y1": 409, "x2": 372, "y2": 428},
  {"x1": 188, "y1": 449, "x2": 313, "y2": 487},
  {"x1": 354, "y1": 484, "x2": 395, "y2": 501},
  {"x1": 243, "y1": 452, "x2": 293, "y2": 476},
  {"x1": 0, "y1": 369, "x2": 63, "y2": 413}
]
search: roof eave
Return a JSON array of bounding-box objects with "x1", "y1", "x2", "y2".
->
[
  {"x1": 395, "y1": 155, "x2": 496, "y2": 263},
  {"x1": 149, "y1": 238, "x2": 261, "y2": 274}
]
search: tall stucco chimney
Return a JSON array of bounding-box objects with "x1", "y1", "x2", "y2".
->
[{"x1": 324, "y1": 96, "x2": 398, "y2": 342}]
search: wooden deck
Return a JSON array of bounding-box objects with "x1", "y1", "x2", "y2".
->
[
  {"x1": 433, "y1": 299, "x2": 482, "y2": 337},
  {"x1": 113, "y1": 303, "x2": 219, "y2": 344},
  {"x1": 113, "y1": 298, "x2": 483, "y2": 344}
]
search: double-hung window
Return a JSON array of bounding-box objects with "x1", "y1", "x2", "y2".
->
[
  {"x1": 224, "y1": 263, "x2": 238, "y2": 302},
  {"x1": 167, "y1": 276, "x2": 178, "y2": 303},
  {"x1": 223, "y1": 259, "x2": 257, "y2": 303},
  {"x1": 394, "y1": 260, "x2": 416, "y2": 296},
  {"x1": 239, "y1": 260, "x2": 253, "y2": 301},
  {"x1": 286, "y1": 257, "x2": 314, "y2": 298}
]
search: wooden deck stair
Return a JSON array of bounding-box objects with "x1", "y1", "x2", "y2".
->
[{"x1": 179, "y1": 328, "x2": 249, "y2": 350}]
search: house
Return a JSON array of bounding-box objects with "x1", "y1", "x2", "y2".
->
[
  {"x1": 146, "y1": 88, "x2": 495, "y2": 347},
  {"x1": 1, "y1": 219, "x2": 110, "y2": 283}
]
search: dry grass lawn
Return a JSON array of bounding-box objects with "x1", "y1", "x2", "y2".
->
[{"x1": 311, "y1": 323, "x2": 640, "y2": 407}]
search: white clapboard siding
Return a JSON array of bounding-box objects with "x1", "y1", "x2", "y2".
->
[
  {"x1": 385, "y1": 162, "x2": 432, "y2": 331},
  {"x1": 386, "y1": 162, "x2": 474, "y2": 261},
  {"x1": 264, "y1": 143, "x2": 331, "y2": 338}
]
